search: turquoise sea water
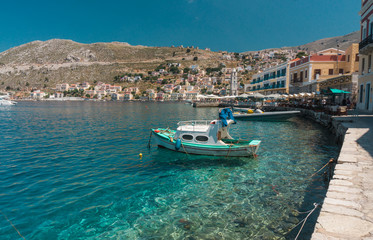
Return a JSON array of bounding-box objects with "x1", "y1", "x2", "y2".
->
[{"x1": 0, "y1": 102, "x2": 339, "y2": 239}]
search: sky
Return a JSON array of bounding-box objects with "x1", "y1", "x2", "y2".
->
[{"x1": 0, "y1": 0, "x2": 360, "y2": 53}]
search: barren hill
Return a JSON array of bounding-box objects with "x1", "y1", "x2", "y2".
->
[
  {"x1": 243, "y1": 31, "x2": 360, "y2": 54},
  {"x1": 0, "y1": 39, "x2": 223, "y2": 90}
]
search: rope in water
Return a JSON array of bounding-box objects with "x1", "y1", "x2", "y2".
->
[
  {"x1": 0, "y1": 209, "x2": 26, "y2": 240},
  {"x1": 309, "y1": 158, "x2": 335, "y2": 178},
  {"x1": 294, "y1": 203, "x2": 320, "y2": 240}
]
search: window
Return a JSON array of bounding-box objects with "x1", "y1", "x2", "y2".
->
[
  {"x1": 339, "y1": 69, "x2": 344, "y2": 74},
  {"x1": 356, "y1": 54, "x2": 360, "y2": 62},
  {"x1": 281, "y1": 69, "x2": 286, "y2": 76},
  {"x1": 314, "y1": 69, "x2": 321, "y2": 79},
  {"x1": 196, "y1": 136, "x2": 208, "y2": 142},
  {"x1": 182, "y1": 134, "x2": 193, "y2": 140},
  {"x1": 329, "y1": 69, "x2": 334, "y2": 75},
  {"x1": 305, "y1": 70, "x2": 308, "y2": 78},
  {"x1": 293, "y1": 73, "x2": 298, "y2": 82},
  {"x1": 300, "y1": 71, "x2": 303, "y2": 81},
  {"x1": 362, "y1": 58, "x2": 365, "y2": 74},
  {"x1": 348, "y1": 55, "x2": 350, "y2": 62},
  {"x1": 369, "y1": 55, "x2": 372, "y2": 73}
]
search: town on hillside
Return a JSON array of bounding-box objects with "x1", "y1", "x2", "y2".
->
[{"x1": 1, "y1": 43, "x2": 360, "y2": 104}]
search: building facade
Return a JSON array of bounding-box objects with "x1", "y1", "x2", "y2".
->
[
  {"x1": 245, "y1": 62, "x2": 289, "y2": 95},
  {"x1": 358, "y1": 0, "x2": 373, "y2": 111},
  {"x1": 289, "y1": 44, "x2": 359, "y2": 94}
]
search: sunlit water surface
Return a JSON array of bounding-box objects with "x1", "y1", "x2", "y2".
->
[{"x1": 0, "y1": 102, "x2": 339, "y2": 239}]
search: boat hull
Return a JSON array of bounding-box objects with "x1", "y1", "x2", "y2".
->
[
  {"x1": 152, "y1": 131, "x2": 260, "y2": 157},
  {"x1": 233, "y1": 111, "x2": 300, "y2": 121}
]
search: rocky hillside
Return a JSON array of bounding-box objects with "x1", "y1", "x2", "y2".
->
[
  {"x1": 243, "y1": 31, "x2": 360, "y2": 54},
  {"x1": 0, "y1": 39, "x2": 224, "y2": 90}
]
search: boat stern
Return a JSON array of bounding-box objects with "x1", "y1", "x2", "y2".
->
[{"x1": 248, "y1": 140, "x2": 261, "y2": 154}]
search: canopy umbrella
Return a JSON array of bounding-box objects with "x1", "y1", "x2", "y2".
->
[
  {"x1": 221, "y1": 95, "x2": 237, "y2": 99},
  {"x1": 196, "y1": 95, "x2": 207, "y2": 99},
  {"x1": 322, "y1": 88, "x2": 351, "y2": 95},
  {"x1": 248, "y1": 93, "x2": 265, "y2": 99},
  {"x1": 238, "y1": 93, "x2": 250, "y2": 98},
  {"x1": 266, "y1": 93, "x2": 282, "y2": 99},
  {"x1": 205, "y1": 94, "x2": 220, "y2": 99}
]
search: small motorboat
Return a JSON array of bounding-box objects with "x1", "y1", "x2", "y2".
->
[
  {"x1": 0, "y1": 95, "x2": 17, "y2": 106},
  {"x1": 233, "y1": 108, "x2": 300, "y2": 121},
  {"x1": 151, "y1": 108, "x2": 261, "y2": 157}
]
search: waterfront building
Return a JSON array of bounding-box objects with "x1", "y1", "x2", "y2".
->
[
  {"x1": 96, "y1": 90, "x2": 107, "y2": 99},
  {"x1": 289, "y1": 44, "x2": 359, "y2": 93},
  {"x1": 358, "y1": 0, "x2": 373, "y2": 111},
  {"x1": 156, "y1": 92, "x2": 164, "y2": 101},
  {"x1": 85, "y1": 90, "x2": 96, "y2": 97},
  {"x1": 245, "y1": 62, "x2": 289, "y2": 95},
  {"x1": 170, "y1": 92, "x2": 179, "y2": 101},
  {"x1": 124, "y1": 93, "x2": 133, "y2": 100},
  {"x1": 30, "y1": 90, "x2": 46, "y2": 99},
  {"x1": 230, "y1": 68, "x2": 238, "y2": 96},
  {"x1": 81, "y1": 82, "x2": 90, "y2": 90},
  {"x1": 54, "y1": 92, "x2": 63, "y2": 98},
  {"x1": 111, "y1": 93, "x2": 124, "y2": 101},
  {"x1": 185, "y1": 91, "x2": 199, "y2": 100},
  {"x1": 148, "y1": 92, "x2": 156, "y2": 101}
]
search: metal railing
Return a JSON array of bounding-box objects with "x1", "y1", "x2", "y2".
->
[
  {"x1": 178, "y1": 120, "x2": 211, "y2": 127},
  {"x1": 360, "y1": 34, "x2": 373, "y2": 50}
]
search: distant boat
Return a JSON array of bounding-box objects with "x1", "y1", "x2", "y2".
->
[
  {"x1": 0, "y1": 95, "x2": 17, "y2": 106},
  {"x1": 151, "y1": 108, "x2": 261, "y2": 157},
  {"x1": 233, "y1": 108, "x2": 300, "y2": 121}
]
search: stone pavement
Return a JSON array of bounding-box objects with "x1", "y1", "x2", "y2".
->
[{"x1": 312, "y1": 114, "x2": 373, "y2": 240}]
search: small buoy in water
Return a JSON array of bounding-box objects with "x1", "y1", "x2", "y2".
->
[{"x1": 139, "y1": 153, "x2": 142, "y2": 159}]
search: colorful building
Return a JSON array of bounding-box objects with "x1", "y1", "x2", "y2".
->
[
  {"x1": 289, "y1": 44, "x2": 359, "y2": 94},
  {"x1": 245, "y1": 62, "x2": 289, "y2": 95},
  {"x1": 358, "y1": 0, "x2": 373, "y2": 111}
]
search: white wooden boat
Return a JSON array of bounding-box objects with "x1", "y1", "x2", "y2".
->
[{"x1": 151, "y1": 110, "x2": 261, "y2": 157}]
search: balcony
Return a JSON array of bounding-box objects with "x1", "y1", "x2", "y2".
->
[{"x1": 359, "y1": 34, "x2": 373, "y2": 54}]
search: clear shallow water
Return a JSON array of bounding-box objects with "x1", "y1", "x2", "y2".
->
[{"x1": 0, "y1": 102, "x2": 339, "y2": 239}]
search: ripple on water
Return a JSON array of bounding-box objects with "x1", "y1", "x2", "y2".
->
[{"x1": 0, "y1": 102, "x2": 339, "y2": 239}]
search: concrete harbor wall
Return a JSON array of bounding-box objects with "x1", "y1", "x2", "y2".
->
[{"x1": 298, "y1": 110, "x2": 373, "y2": 239}]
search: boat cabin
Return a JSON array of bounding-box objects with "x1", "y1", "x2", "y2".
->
[{"x1": 173, "y1": 119, "x2": 234, "y2": 146}]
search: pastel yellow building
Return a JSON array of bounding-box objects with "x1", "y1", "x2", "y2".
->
[{"x1": 289, "y1": 44, "x2": 359, "y2": 94}]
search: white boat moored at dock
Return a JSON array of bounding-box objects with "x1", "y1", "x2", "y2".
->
[{"x1": 151, "y1": 109, "x2": 261, "y2": 157}]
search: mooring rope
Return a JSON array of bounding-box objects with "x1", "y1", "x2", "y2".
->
[
  {"x1": 181, "y1": 141, "x2": 189, "y2": 156},
  {"x1": 294, "y1": 203, "x2": 319, "y2": 240},
  {"x1": 0, "y1": 209, "x2": 25, "y2": 240},
  {"x1": 309, "y1": 158, "x2": 334, "y2": 178},
  {"x1": 226, "y1": 144, "x2": 232, "y2": 157}
]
